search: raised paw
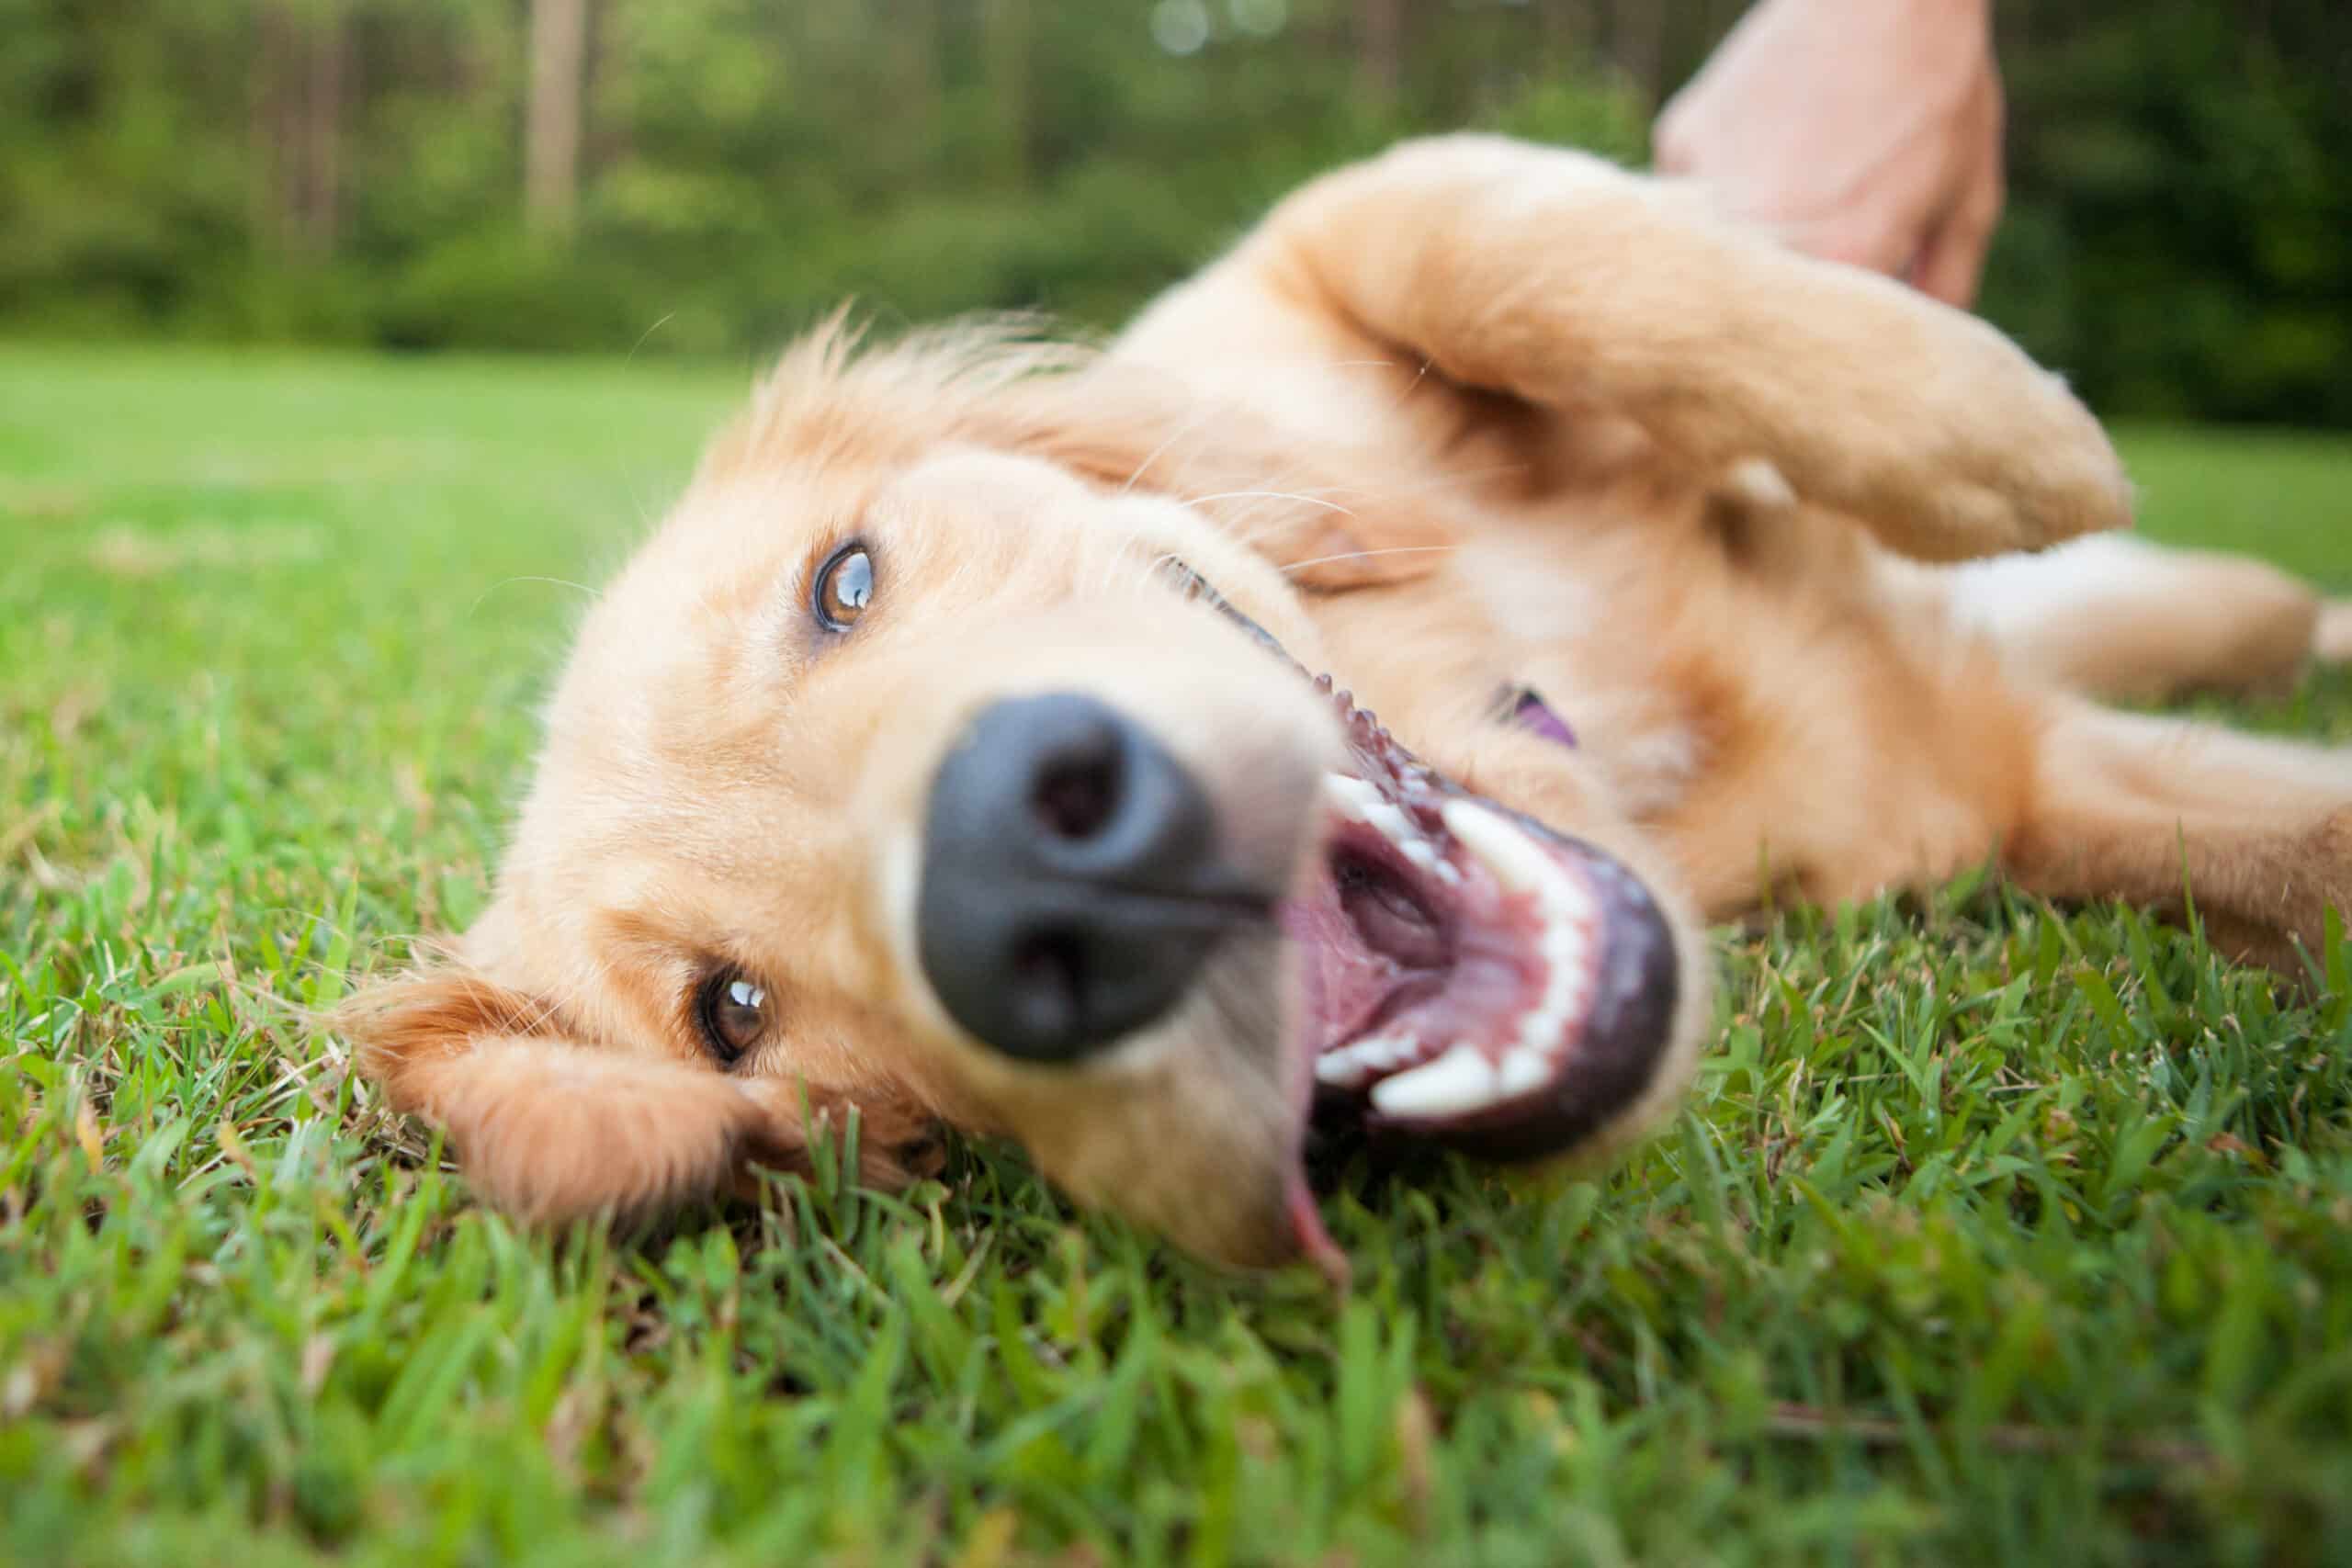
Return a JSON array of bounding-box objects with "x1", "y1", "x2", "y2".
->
[{"x1": 1727, "y1": 261, "x2": 2137, "y2": 563}]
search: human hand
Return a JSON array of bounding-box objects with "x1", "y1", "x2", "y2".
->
[{"x1": 1654, "y1": 0, "x2": 2006, "y2": 308}]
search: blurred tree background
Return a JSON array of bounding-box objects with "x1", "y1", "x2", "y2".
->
[{"x1": 2, "y1": 0, "x2": 2345, "y2": 424}]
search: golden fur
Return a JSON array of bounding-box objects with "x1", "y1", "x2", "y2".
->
[{"x1": 347, "y1": 136, "x2": 2351, "y2": 1266}]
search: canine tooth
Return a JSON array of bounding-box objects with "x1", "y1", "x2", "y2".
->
[
  {"x1": 1322, "y1": 773, "x2": 1384, "y2": 822},
  {"x1": 1399, "y1": 838, "x2": 1466, "y2": 887},
  {"x1": 1314, "y1": 1032, "x2": 1413, "y2": 1089},
  {"x1": 1315, "y1": 1049, "x2": 1375, "y2": 1089},
  {"x1": 1499, "y1": 1048, "x2": 1551, "y2": 1097},
  {"x1": 1363, "y1": 803, "x2": 1415, "y2": 844},
  {"x1": 1441, "y1": 800, "x2": 1556, "y2": 897},
  {"x1": 1371, "y1": 1043, "x2": 1501, "y2": 1120}
]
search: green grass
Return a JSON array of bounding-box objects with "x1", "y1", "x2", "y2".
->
[{"x1": 5, "y1": 344, "x2": 2351, "y2": 1567}]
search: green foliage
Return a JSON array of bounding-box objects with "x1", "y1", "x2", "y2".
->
[
  {"x1": 21, "y1": 0, "x2": 2349, "y2": 431},
  {"x1": 3, "y1": 345, "x2": 2351, "y2": 1562},
  {"x1": 0, "y1": 0, "x2": 1646, "y2": 360},
  {"x1": 1981, "y1": 0, "x2": 2352, "y2": 427}
]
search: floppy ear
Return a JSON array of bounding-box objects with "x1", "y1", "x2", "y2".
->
[{"x1": 343, "y1": 969, "x2": 938, "y2": 1224}]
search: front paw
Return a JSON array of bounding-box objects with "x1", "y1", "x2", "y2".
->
[{"x1": 1839, "y1": 290, "x2": 2135, "y2": 562}]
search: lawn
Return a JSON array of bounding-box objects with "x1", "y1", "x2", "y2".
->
[{"x1": 4, "y1": 344, "x2": 2350, "y2": 1567}]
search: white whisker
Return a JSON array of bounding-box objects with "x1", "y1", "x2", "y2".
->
[
  {"x1": 1116, "y1": 405, "x2": 1220, "y2": 495},
  {"x1": 1278, "y1": 545, "x2": 1456, "y2": 577},
  {"x1": 469, "y1": 576, "x2": 601, "y2": 617},
  {"x1": 1182, "y1": 489, "x2": 1361, "y2": 518}
]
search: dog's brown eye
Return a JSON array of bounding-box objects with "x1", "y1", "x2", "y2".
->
[
  {"x1": 815, "y1": 545, "x2": 875, "y2": 631},
  {"x1": 696, "y1": 971, "x2": 769, "y2": 1063}
]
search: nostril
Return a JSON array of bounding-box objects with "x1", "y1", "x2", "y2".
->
[
  {"x1": 1011, "y1": 929, "x2": 1086, "y2": 1040},
  {"x1": 918, "y1": 692, "x2": 1244, "y2": 1062},
  {"x1": 1033, "y1": 750, "x2": 1121, "y2": 841}
]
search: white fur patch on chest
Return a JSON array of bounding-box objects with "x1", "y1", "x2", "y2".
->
[{"x1": 1944, "y1": 534, "x2": 2173, "y2": 637}]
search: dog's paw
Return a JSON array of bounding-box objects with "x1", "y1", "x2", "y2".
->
[
  {"x1": 2318, "y1": 601, "x2": 2352, "y2": 666},
  {"x1": 1792, "y1": 278, "x2": 2136, "y2": 563}
]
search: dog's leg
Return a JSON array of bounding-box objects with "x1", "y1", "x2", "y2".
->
[
  {"x1": 1948, "y1": 535, "x2": 2328, "y2": 701},
  {"x1": 1227, "y1": 133, "x2": 2132, "y2": 563},
  {"x1": 2008, "y1": 701, "x2": 2352, "y2": 975}
]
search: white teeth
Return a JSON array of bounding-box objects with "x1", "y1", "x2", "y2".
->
[
  {"x1": 1323, "y1": 772, "x2": 1461, "y2": 885},
  {"x1": 1440, "y1": 798, "x2": 1604, "y2": 1065},
  {"x1": 1314, "y1": 1050, "x2": 1374, "y2": 1089},
  {"x1": 1313, "y1": 795, "x2": 1607, "y2": 1119},
  {"x1": 1370, "y1": 1043, "x2": 1501, "y2": 1120},
  {"x1": 1397, "y1": 838, "x2": 1464, "y2": 886},
  {"x1": 1440, "y1": 798, "x2": 1552, "y2": 896},
  {"x1": 1499, "y1": 1047, "x2": 1552, "y2": 1097},
  {"x1": 1345, "y1": 1035, "x2": 1557, "y2": 1116},
  {"x1": 1321, "y1": 773, "x2": 1385, "y2": 822},
  {"x1": 1317, "y1": 1035, "x2": 1374, "y2": 1086},
  {"x1": 1442, "y1": 801, "x2": 1600, "y2": 932},
  {"x1": 1314, "y1": 1032, "x2": 1419, "y2": 1089}
]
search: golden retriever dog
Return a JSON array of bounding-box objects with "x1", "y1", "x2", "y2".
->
[{"x1": 348, "y1": 136, "x2": 2352, "y2": 1272}]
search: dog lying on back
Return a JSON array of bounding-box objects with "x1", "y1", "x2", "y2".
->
[{"x1": 350, "y1": 137, "x2": 2352, "y2": 1270}]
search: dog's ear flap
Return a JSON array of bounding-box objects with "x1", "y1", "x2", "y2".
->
[
  {"x1": 342, "y1": 968, "x2": 938, "y2": 1224},
  {"x1": 344, "y1": 968, "x2": 772, "y2": 1224}
]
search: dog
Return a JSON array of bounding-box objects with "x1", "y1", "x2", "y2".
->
[{"x1": 348, "y1": 136, "x2": 2352, "y2": 1272}]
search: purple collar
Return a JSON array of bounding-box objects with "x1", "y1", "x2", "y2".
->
[{"x1": 1507, "y1": 685, "x2": 1577, "y2": 749}]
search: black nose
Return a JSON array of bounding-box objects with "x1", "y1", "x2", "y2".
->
[{"x1": 916, "y1": 692, "x2": 1264, "y2": 1063}]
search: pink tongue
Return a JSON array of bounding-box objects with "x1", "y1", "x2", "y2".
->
[{"x1": 1286, "y1": 1175, "x2": 1351, "y2": 1289}]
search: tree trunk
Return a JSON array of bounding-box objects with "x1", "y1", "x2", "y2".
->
[
  {"x1": 526, "y1": 0, "x2": 589, "y2": 240},
  {"x1": 1357, "y1": 0, "x2": 1405, "y2": 103},
  {"x1": 981, "y1": 0, "x2": 1029, "y2": 187},
  {"x1": 253, "y1": 4, "x2": 294, "y2": 255},
  {"x1": 1608, "y1": 0, "x2": 1667, "y2": 110},
  {"x1": 1543, "y1": 0, "x2": 1597, "y2": 74},
  {"x1": 893, "y1": 0, "x2": 940, "y2": 151},
  {"x1": 302, "y1": 8, "x2": 346, "y2": 255}
]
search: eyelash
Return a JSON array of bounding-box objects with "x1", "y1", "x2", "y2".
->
[{"x1": 1163, "y1": 558, "x2": 1290, "y2": 659}]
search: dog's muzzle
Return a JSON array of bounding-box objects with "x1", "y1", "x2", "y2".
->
[{"x1": 915, "y1": 691, "x2": 1275, "y2": 1062}]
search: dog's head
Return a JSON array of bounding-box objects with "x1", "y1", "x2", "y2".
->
[{"x1": 348, "y1": 324, "x2": 1707, "y2": 1271}]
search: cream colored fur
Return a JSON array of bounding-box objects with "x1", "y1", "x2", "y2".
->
[{"x1": 347, "y1": 136, "x2": 2350, "y2": 1266}]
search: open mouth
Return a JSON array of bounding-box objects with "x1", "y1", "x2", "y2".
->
[
  {"x1": 1273, "y1": 676, "x2": 1683, "y2": 1271},
  {"x1": 1145, "y1": 562, "x2": 1686, "y2": 1275}
]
